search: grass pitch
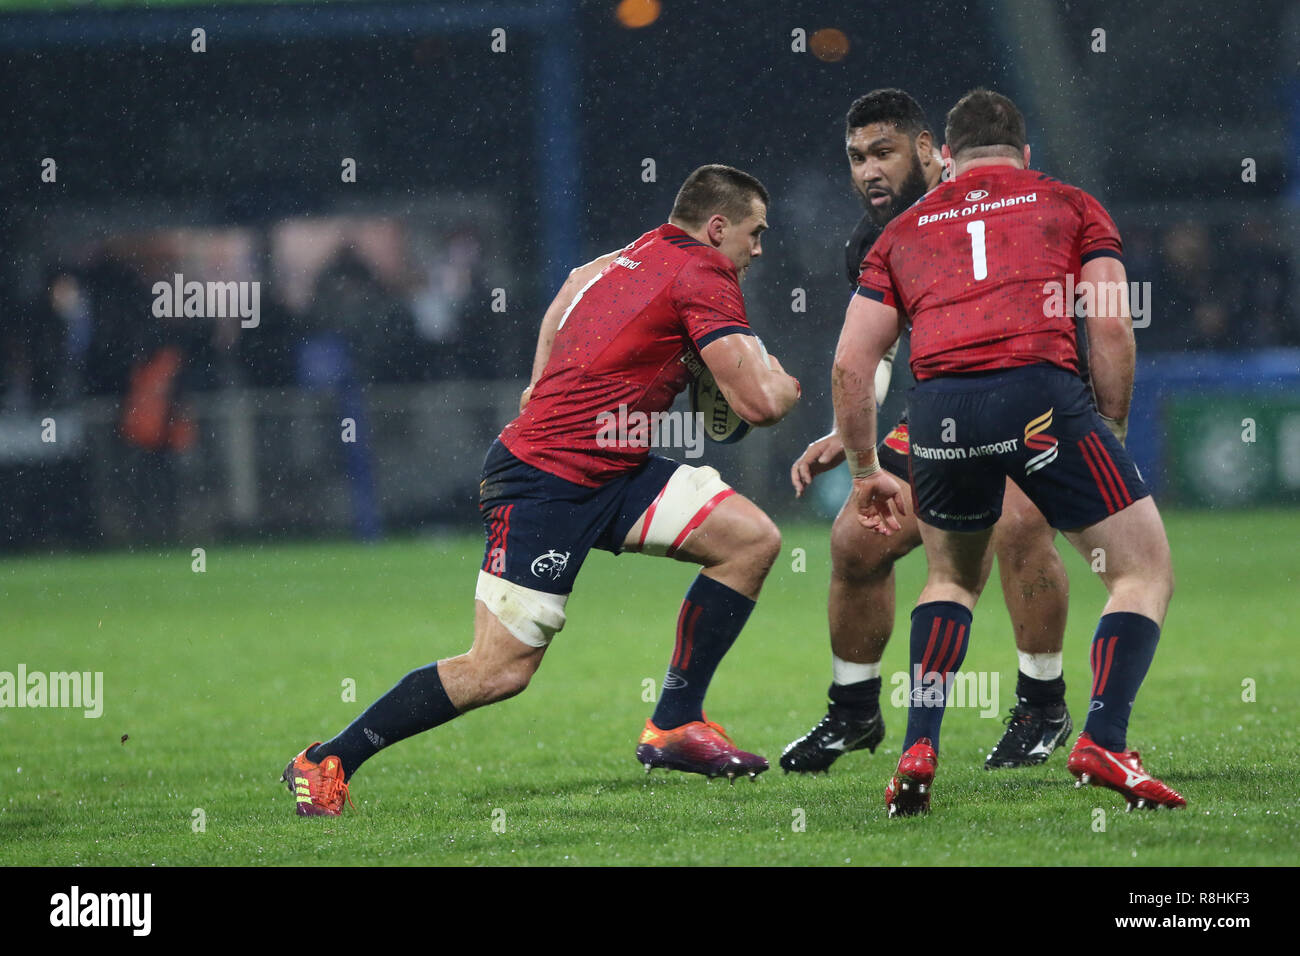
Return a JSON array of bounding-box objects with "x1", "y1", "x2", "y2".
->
[{"x1": 2, "y1": 509, "x2": 1297, "y2": 866}]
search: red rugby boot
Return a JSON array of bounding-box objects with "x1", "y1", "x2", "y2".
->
[
  {"x1": 885, "y1": 737, "x2": 938, "y2": 818},
  {"x1": 282, "y1": 744, "x2": 355, "y2": 817},
  {"x1": 636, "y1": 716, "x2": 768, "y2": 783},
  {"x1": 1067, "y1": 732, "x2": 1186, "y2": 811}
]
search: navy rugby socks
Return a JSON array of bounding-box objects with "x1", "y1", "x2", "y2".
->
[
  {"x1": 828, "y1": 676, "x2": 882, "y2": 716},
  {"x1": 308, "y1": 662, "x2": 460, "y2": 779},
  {"x1": 651, "y1": 573, "x2": 755, "y2": 729},
  {"x1": 903, "y1": 601, "x2": 974, "y2": 754},
  {"x1": 1016, "y1": 672, "x2": 1067, "y2": 714},
  {"x1": 1083, "y1": 612, "x2": 1161, "y2": 752}
]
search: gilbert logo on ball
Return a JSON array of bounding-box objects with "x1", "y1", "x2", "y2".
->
[
  {"x1": 685, "y1": 337, "x2": 769, "y2": 444},
  {"x1": 691, "y1": 370, "x2": 750, "y2": 443}
]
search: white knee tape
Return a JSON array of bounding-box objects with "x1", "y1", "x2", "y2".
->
[
  {"x1": 635, "y1": 464, "x2": 735, "y2": 557},
  {"x1": 475, "y1": 571, "x2": 568, "y2": 648}
]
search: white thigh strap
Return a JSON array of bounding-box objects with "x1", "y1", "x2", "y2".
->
[
  {"x1": 634, "y1": 464, "x2": 735, "y2": 557},
  {"x1": 475, "y1": 571, "x2": 568, "y2": 648}
]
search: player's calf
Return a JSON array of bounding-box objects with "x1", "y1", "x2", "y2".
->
[
  {"x1": 438, "y1": 598, "x2": 550, "y2": 711},
  {"x1": 281, "y1": 603, "x2": 547, "y2": 817},
  {"x1": 1062, "y1": 498, "x2": 1174, "y2": 754},
  {"x1": 1063, "y1": 476, "x2": 1174, "y2": 625},
  {"x1": 992, "y1": 480, "x2": 1068, "y2": 655},
  {"x1": 827, "y1": 488, "x2": 916, "y2": 668},
  {"x1": 639, "y1": 493, "x2": 777, "y2": 745}
]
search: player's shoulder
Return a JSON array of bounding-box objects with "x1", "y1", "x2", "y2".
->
[
  {"x1": 1028, "y1": 169, "x2": 1106, "y2": 208},
  {"x1": 623, "y1": 226, "x2": 663, "y2": 254}
]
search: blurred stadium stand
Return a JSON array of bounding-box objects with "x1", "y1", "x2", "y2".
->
[{"x1": 0, "y1": 0, "x2": 1294, "y2": 550}]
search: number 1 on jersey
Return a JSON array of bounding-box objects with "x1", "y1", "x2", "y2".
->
[
  {"x1": 966, "y1": 219, "x2": 987, "y2": 281},
  {"x1": 556, "y1": 269, "x2": 605, "y2": 331}
]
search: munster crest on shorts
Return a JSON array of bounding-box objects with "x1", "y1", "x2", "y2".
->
[
  {"x1": 531, "y1": 550, "x2": 571, "y2": 580},
  {"x1": 1024, "y1": 408, "x2": 1059, "y2": 475}
]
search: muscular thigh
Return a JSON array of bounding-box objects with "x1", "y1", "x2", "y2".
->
[
  {"x1": 1062, "y1": 496, "x2": 1171, "y2": 593},
  {"x1": 992, "y1": 477, "x2": 1056, "y2": 557},
  {"x1": 917, "y1": 519, "x2": 996, "y2": 596},
  {"x1": 621, "y1": 461, "x2": 764, "y2": 562}
]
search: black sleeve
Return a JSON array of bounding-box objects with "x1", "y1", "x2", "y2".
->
[{"x1": 844, "y1": 211, "x2": 883, "y2": 289}]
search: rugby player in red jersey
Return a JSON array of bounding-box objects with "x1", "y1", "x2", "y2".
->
[
  {"x1": 836, "y1": 88, "x2": 1184, "y2": 816},
  {"x1": 283, "y1": 165, "x2": 801, "y2": 815},
  {"x1": 782, "y1": 90, "x2": 1074, "y2": 774}
]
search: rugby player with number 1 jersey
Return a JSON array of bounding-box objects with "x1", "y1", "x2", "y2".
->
[
  {"x1": 838, "y1": 89, "x2": 1184, "y2": 816},
  {"x1": 783, "y1": 89, "x2": 1074, "y2": 775}
]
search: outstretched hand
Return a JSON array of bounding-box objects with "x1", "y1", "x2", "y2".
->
[
  {"x1": 791, "y1": 433, "x2": 846, "y2": 497},
  {"x1": 853, "y1": 470, "x2": 908, "y2": 535}
]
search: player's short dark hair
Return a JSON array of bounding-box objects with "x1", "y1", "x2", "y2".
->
[
  {"x1": 670, "y1": 165, "x2": 769, "y2": 228},
  {"x1": 845, "y1": 88, "x2": 931, "y2": 139},
  {"x1": 945, "y1": 88, "x2": 1027, "y2": 159}
]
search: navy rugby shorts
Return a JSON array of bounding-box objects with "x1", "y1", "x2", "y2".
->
[
  {"x1": 906, "y1": 365, "x2": 1148, "y2": 532},
  {"x1": 477, "y1": 439, "x2": 680, "y2": 594}
]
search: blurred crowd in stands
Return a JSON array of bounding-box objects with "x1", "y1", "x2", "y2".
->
[
  {"x1": 0, "y1": 216, "x2": 1294, "y2": 422},
  {"x1": 1125, "y1": 219, "x2": 1295, "y2": 352},
  {"x1": 0, "y1": 224, "x2": 508, "y2": 422},
  {"x1": 0, "y1": 214, "x2": 1291, "y2": 550}
]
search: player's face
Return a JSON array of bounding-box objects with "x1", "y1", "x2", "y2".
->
[
  {"x1": 847, "y1": 122, "x2": 930, "y2": 227},
  {"x1": 714, "y1": 197, "x2": 768, "y2": 280}
]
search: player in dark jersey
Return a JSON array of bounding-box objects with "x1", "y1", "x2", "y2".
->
[
  {"x1": 840, "y1": 88, "x2": 1184, "y2": 816},
  {"x1": 782, "y1": 89, "x2": 1074, "y2": 774},
  {"x1": 281, "y1": 166, "x2": 803, "y2": 815}
]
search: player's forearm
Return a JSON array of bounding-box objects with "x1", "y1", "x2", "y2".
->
[
  {"x1": 831, "y1": 294, "x2": 900, "y2": 475},
  {"x1": 701, "y1": 335, "x2": 800, "y2": 427},
  {"x1": 1079, "y1": 258, "x2": 1135, "y2": 421},
  {"x1": 722, "y1": 365, "x2": 799, "y2": 427},
  {"x1": 831, "y1": 357, "x2": 879, "y2": 476},
  {"x1": 827, "y1": 335, "x2": 895, "y2": 435},
  {"x1": 1087, "y1": 318, "x2": 1135, "y2": 421},
  {"x1": 753, "y1": 371, "x2": 801, "y2": 426}
]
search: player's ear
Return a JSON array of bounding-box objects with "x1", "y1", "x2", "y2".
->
[
  {"x1": 705, "y1": 214, "x2": 728, "y2": 247},
  {"x1": 1023, "y1": 144, "x2": 1031, "y2": 168},
  {"x1": 914, "y1": 129, "x2": 934, "y2": 167}
]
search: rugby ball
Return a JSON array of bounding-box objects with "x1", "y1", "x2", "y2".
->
[
  {"x1": 689, "y1": 337, "x2": 770, "y2": 444},
  {"x1": 691, "y1": 368, "x2": 750, "y2": 444}
]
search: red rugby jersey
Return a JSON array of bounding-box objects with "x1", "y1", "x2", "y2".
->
[
  {"x1": 857, "y1": 164, "x2": 1122, "y2": 380},
  {"x1": 500, "y1": 224, "x2": 751, "y2": 486}
]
